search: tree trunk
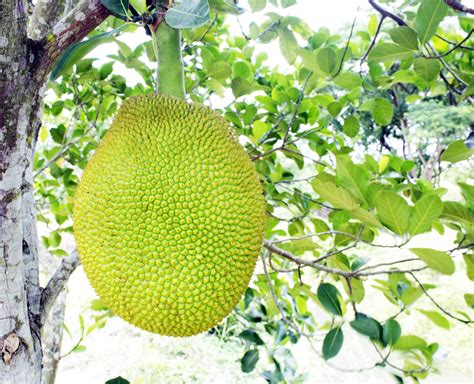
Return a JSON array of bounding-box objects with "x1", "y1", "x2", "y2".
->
[{"x1": 1, "y1": 1, "x2": 108, "y2": 381}]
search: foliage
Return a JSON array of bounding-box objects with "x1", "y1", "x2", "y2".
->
[{"x1": 36, "y1": 0, "x2": 474, "y2": 382}]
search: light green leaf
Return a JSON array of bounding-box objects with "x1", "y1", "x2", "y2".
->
[
  {"x1": 278, "y1": 26, "x2": 299, "y2": 64},
  {"x1": 374, "y1": 191, "x2": 411, "y2": 235},
  {"x1": 410, "y1": 248, "x2": 455, "y2": 275},
  {"x1": 464, "y1": 254, "x2": 474, "y2": 281},
  {"x1": 394, "y1": 335, "x2": 427, "y2": 350},
  {"x1": 465, "y1": 293, "x2": 474, "y2": 309},
  {"x1": 248, "y1": 0, "x2": 266, "y2": 12},
  {"x1": 388, "y1": 26, "x2": 419, "y2": 50},
  {"x1": 322, "y1": 327, "x2": 344, "y2": 360},
  {"x1": 349, "y1": 208, "x2": 381, "y2": 227},
  {"x1": 208, "y1": 0, "x2": 244, "y2": 14},
  {"x1": 231, "y1": 77, "x2": 254, "y2": 98},
  {"x1": 417, "y1": 309, "x2": 450, "y2": 329},
  {"x1": 279, "y1": 238, "x2": 319, "y2": 256},
  {"x1": 311, "y1": 180, "x2": 357, "y2": 210},
  {"x1": 165, "y1": 0, "x2": 211, "y2": 29},
  {"x1": 342, "y1": 115, "x2": 360, "y2": 138},
  {"x1": 207, "y1": 61, "x2": 231, "y2": 79},
  {"x1": 441, "y1": 140, "x2": 474, "y2": 163},
  {"x1": 129, "y1": 0, "x2": 146, "y2": 13},
  {"x1": 441, "y1": 201, "x2": 474, "y2": 226},
  {"x1": 409, "y1": 194, "x2": 443, "y2": 235},
  {"x1": 336, "y1": 156, "x2": 369, "y2": 205},
  {"x1": 413, "y1": 58, "x2": 440, "y2": 82},
  {"x1": 367, "y1": 43, "x2": 414, "y2": 63},
  {"x1": 317, "y1": 47, "x2": 337, "y2": 75},
  {"x1": 317, "y1": 283, "x2": 343, "y2": 316},
  {"x1": 360, "y1": 98, "x2": 394, "y2": 126},
  {"x1": 327, "y1": 102, "x2": 342, "y2": 117},
  {"x1": 415, "y1": 0, "x2": 449, "y2": 44},
  {"x1": 334, "y1": 72, "x2": 362, "y2": 89},
  {"x1": 252, "y1": 120, "x2": 268, "y2": 140}
]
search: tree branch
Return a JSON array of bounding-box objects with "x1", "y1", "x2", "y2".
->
[
  {"x1": 444, "y1": 0, "x2": 474, "y2": 15},
  {"x1": 40, "y1": 250, "x2": 80, "y2": 327},
  {"x1": 28, "y1": 0, "x2": 74, "y2": 40},
  {"x1": 33, "y1": 0, "x2": 109, "y2": 80},
  {"x1": 368, "y1": 0, "x2": 407, "y2": 26}
]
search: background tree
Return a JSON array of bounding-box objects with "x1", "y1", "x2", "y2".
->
[{"x1": 1, "y1": 0, "x2": 473, "y2": 383}]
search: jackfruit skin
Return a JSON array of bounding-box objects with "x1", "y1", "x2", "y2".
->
[{"x1": 73, "y1": 95, "x2": 265, "y2": 336}]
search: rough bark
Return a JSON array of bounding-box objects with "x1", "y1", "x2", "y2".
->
[{"x1": 1, "y1": 1, "x2": 108, "y2": 382}]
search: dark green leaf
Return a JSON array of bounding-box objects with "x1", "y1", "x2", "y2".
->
[
  {"x1": 51, "y1": 24, "x2": 129, "y2": 81},
  {"x1": 317, "y1": 283, "x2": 343, "y2": 316},
  {"x1": 322, "y1": 327, "x2": 344, "y2": 360},
  {"x1": 382, "y1": 319, "x2": 401, "y2": 345},
  {"x1": 239, "y1": 330, "x2": 264, "y2": 345},
  {"x1": 241, "y1": 349, "x2": 259, "y2": 373},
  {"x1": 100, "y1": 0, "x2": 130, "y2": 18},
  {"x1": 105, "y1": 377, "x2": 130, "y2": 384},
  {"x1": 350, "y1": 314, "x2": 381, "y2": 340}
]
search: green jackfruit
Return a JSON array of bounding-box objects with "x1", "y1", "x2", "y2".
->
[{"x1": 73, "y1": 95, "x2": 265, "y2": 336}]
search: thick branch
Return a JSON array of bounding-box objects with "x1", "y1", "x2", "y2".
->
[
  {"x1": 34, "y1": 0, "x2": 109, "y2": 80},
  {"x1": 444, "y1": 0, "x2": 474, "y2": 15},
  {"x1": 40, "y1": 250, "x2": 80, "y2": 327},
  {"x1": 28, "y1": 0, "x2": 74, "y2": 40}
]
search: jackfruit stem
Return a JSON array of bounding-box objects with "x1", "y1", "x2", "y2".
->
[{"x1": 154, "y1": 21, "x2": 185, "y2": 99}]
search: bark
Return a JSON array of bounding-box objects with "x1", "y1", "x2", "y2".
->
[{"x1": 1, "y1": 1, "x2": 108, "y2": 382}]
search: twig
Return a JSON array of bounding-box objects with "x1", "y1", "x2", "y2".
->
[
  {"x1": 40, "y1": 250, "x2": 81, "y2": 327},
  {"x1": 333, "y1": 13, "x2": 358, "y2": 76},
  {"x1": 425, "y1": 30, "x2": 474, "y2": 58},
  {"x1": 444, "y1": 0, "x2": 474, "y2": 15},
  {"x1": 408, "y1": 272, "x2": 474, "y2": 325},
  {"x1": 434, "y1": 33, "x2": 474, "y2": 50},
  {"x1": 368, "y1": 0, "x2": 407, "y2": 26}
]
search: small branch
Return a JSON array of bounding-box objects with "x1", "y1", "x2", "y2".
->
[
  {"x1": 444, "y1": 0, "x2": 474, "y2": 15},
  {"x1": 333, "y1": 13, "x2": 358, "y2": 76},
  {"x1": 408, "y1": 272, "x2": 473, "y2": 325},
  {"x1": 368, "y1": 0, "x2": 407, "y2": 26},
  {"x1": 425, "y1": 30, "x2": 474, "y2": 58},
  {"x1": 434, "y1": 33, "x2": 474, "y2": 50},
  {"x1": 40, "y1": 250, "x2": 80, "y2": 327},
  {"x1": 361, "y1": 15, "x2": 385, "y2": 62}
]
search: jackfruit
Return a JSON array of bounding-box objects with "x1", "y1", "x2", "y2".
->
[{"x1": 73, "y1": 95, "x2": 265, "y2": 336}]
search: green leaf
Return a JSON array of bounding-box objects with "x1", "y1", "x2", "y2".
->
[
  {"x1": 165, "y1": 0, "x2": 211, "y2": 29},
  {"x1": 382, "y1": 319, "x2": 401, "y2": 345},
  {"x1": 360, "y1": 97, "x2": 394, "y2": 126},
  {"x1": 464, "y1": 293, "x2": 474, "y2": 309},
  {"x1": 207, "y1": 61, "x2": 231, "y2": 79},
  {"x1": 248, "y1": 0, "x2": 266, "y2": 12},
  {"x1": 388, "y1": 27, "x2": 419, "y2": 50},
  {"x1": 317, "y1": 283, "x2": 343, "y2": 316},
  {"x1": 208, "y1": 0, "x2": 244, "y2": 15},
  {"x1": 349, "y1": 208, "x2": 381, "y2": 227},
  {"x1": 413, "y1": 58, "x2": 440, "y2": 82},
  {"x1": 334, "y1": 72, "x2": 362, "y2": 89},
  {"x1": 278, "y1": 26, "x2": 299, "y2": 64},
  {"x1": 417, "y1": 309, "x2": 450, "y2": 329},
  {"x1": 105, "y1": 377, "x2": 130, "y2": 384},
  {"x1": 316, "y1": 47, "x2": 337, "y2": 75},
  {"x1": 239, "y1": 330, "x2": 264, "y2": 345},
  {"x1": 231, "y1": 77, "x2": 254, "y2": 98},
  {"x1": 311, "y1": 180, "x2": 357, "y2": 210},
  {"x1": 410, "y1": 248, "x2": 455, "y2": 275},
  {"x1": 415, "y1": 0, "x2": 448, "y2": 44},
  {"x1": 350, "y1": 314, "x2": 381, "y2": 340},
  {"x1": 128, "y1": 0, "x2": 146, "y2": 13},
  {"x1": 441, "y1": 140, "x2": 474, "y2": 163},
  {"x1": 374, "y1": 191, "x2": 411, "y2": 235},
  {"x1": 409, "y1": 194, "x2": 443, "y2": 236},
  {"x1": 367, "y1": 43, "x2": 414, "y2": 63},
  {"x1": 322, "y1": 327, "x2": 344, "y2": 360},
  {"x1": 252, "y1": 120, "x2": 268, "y2": 140},
  {"x1": 441, "y1": 201, "x2": 474, "y2": 226},
  {"x1": 279, "y1": 238, "x2": 319, "y2": 255},
  {"x1": 241, "y1": 349, "x2": 259, "y2": 373},
  {"x1": 463, "y1": 253, "x2": 474, "y2": 281},
  {"x1": 327, "y1": 102, "x2": 342, "y2": 117},
  {"x1": 50, "y1": 24, "x2": 130, "y2": 81},
  {"x1": 342, "y1": 115, "x2": 360, "y2": 138},
  {"x1": 336, "y1": 156, "x2": 369, "y2": 205},
  {"x1": 100, "y1": 0, "x2": 130, "y2": 18},
  {"x1": 394, "y1": 335, "x2": 427, "y2": 350}
]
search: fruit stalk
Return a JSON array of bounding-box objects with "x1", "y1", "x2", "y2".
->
[{"x1": 153, "y1": 21, "x2": 185, "y2": 98}]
